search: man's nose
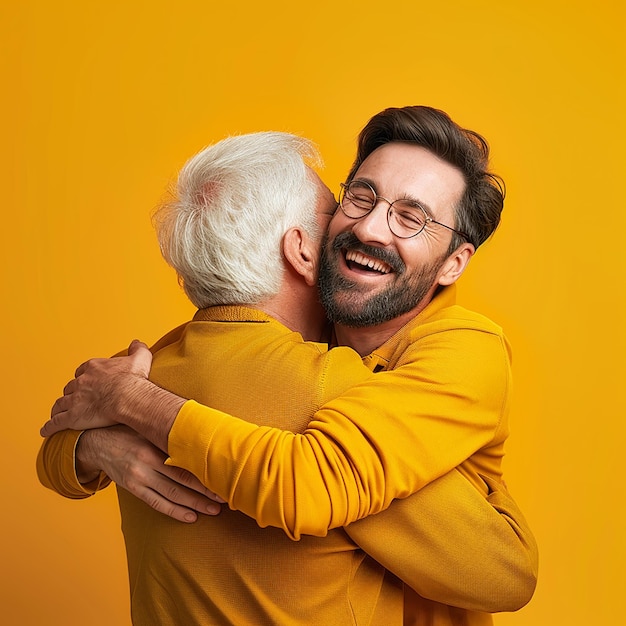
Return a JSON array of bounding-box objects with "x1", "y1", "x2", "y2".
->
[{"x1": 351, "y1": 203, "x2": 394, "y2": 246}]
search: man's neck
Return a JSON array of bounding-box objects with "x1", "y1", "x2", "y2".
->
[
  {"x1": 261, "y1": 293, "x2": 327, "y2": 343},
  {"x1": 334, "y1": 319, "x2": 404, "y2": 357}
]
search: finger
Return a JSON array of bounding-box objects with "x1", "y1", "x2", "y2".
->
[
  {"x1": 134, "y1": 479, "x2": 221, "y2": 522},
  {"x1": 120, "y1": 452, "x2": 222, "y2": 517},
  {"x1": 40, "y1": 416, "x2": 64, "y2": 438},
  {"x1": 161, "y1": 465, "x2": 226, "y2": 503},
  {"x1": 203, "y1": 489, "x2": 226, "y2": 504},
  {"x1": 128, "y1": 339, "x2": 150, "y2": 353},
  {"x1": 127, "y1": 340, "x2": 153, "y2": 377},
  {"x1": 155, "y1": 465, "x2": 220, "y2": 515},
  {"x1": 135, "y1": 484, "x2": 201, "y2": 523},
  {"x1": 161, "y1": 480, "x2": 222, "y2": 516},
  {"x1": 74, "y1": 360, "x2": 91, "y2": 378},
  {"x1": 63, "y1": 378, "x2": 77, "y2": 396},
  {"x1": 50, "y1": 395, "x2": 70, "y2": 418}
]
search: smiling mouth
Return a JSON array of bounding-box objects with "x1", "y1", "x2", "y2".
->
[{"x1": 344, "y1": 250, "x2": 393, "y2": 275}]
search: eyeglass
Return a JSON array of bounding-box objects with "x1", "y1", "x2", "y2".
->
[{"x1": 339, "y1": 180, "x2": 470, "y2": 241}]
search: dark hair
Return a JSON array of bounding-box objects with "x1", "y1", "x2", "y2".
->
[{"x1": 346, "y1": 106, "x2": 505, "y2": 251}]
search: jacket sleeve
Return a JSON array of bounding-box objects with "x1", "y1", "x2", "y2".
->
[
  {"x1": 167, "y1": 328, "x2": 512, "y2": 539},
  {"x1": 37, "y1": 430, "x2": 111, "y2": 498},
  {"x1": 346, "y1": 469, "x2": 538, "y2": 613}
]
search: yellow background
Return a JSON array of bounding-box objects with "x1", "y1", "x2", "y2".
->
[{"x1": 2, "y1": 1, "x2": 624, "y2": 624}]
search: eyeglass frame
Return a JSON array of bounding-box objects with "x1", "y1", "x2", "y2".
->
[{"x1": 339, "y1": 180, "x2": 470, "y2": 242}]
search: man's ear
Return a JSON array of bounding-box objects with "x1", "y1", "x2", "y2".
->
[
  {"x1": 437, "y1": 243, "x2": 475, "y2": 286},
  {"x1": 282, "y1": 227, "x2": 319, "y2": 287}
]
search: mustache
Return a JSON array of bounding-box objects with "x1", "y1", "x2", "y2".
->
[{"x1": 330, "y1": 232, "x2": 405, "y2": 274}]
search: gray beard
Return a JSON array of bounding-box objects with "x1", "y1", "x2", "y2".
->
[{"x1": 318, "y1": 231, "x2": 443, "y2": 328}]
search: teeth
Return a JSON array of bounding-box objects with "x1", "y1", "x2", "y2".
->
[{"x1": 346, "y1": 250, "x2": 392, "y2": 274}]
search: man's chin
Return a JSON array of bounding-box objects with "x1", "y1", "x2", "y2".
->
[{"x1": 323, "y1": 292, "x2": 398, "y2": 328}]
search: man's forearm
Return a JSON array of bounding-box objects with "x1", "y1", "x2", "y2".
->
[{"x1": 114, "y1": 377, "x2": 186, "y2": 453}]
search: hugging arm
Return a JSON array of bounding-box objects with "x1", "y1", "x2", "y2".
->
[
  {"x1": 41, "y1": 329, "x2": 510, "y2": 539},
  {"x1": 345, "y1": 469, "x2": 538, "y2": 612},
  {"x1": 163, "y1": 329, "x2": 511, "y2": 538}
]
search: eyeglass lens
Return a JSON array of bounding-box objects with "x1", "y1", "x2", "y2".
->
[{"x1": 342, "y1": 181, "x2": 427, "y2": 237}]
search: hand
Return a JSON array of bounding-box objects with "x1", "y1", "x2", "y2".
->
[
  {"x1": 78, "y1": 425, "x2": 224, "y2": 523},
  {"x1": 41, "y1": 340, "x2": 154, "y2": 437}
]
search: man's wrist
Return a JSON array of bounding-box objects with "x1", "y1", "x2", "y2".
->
[
  {"x1": 75, "y1": 430, "x2": 103, "y2": 484},
  {"x1": 117, "y1": 378, "x2": 186, "y2": 453}
]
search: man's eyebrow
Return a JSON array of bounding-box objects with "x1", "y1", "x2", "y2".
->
[
  {"x1": 353, "y1": 176, "x2": 437, "y2": 217},
  {"x1": 353, "y1": 176, "x2": 378, "y2": 189}
]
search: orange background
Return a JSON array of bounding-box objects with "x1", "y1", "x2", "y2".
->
[{"x1": 2, "y1": 1, "x2": 624, "y2": 624}]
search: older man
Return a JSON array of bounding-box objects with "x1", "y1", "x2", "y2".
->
[{"x1": 39, "y1": 109, "x2": 537, "y2": 625}]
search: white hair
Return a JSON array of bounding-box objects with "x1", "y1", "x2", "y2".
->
[{"x1": 153, "y1": 132, "x2": 322, "y2": 308}]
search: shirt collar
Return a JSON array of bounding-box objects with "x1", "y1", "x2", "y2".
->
[
  {"x1": 362, "y1": 285, "x2": 457, "y2": 371},
  {"x1": 193, "y1": 306, "x2": 273, "y2": 324}
]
